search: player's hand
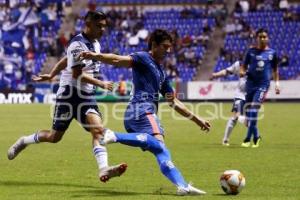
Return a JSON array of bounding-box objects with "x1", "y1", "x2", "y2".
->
[
  {"x1": 275, "y1": 86, "x2": 280, "y2": 95},
  {"x1": 101, "y1": 81, "x2": 114, "y2": 91},
  {"x1": 209, "y1": 74, "x2": 215, "y2": 81},
  {"x1": 194, "y1": 116, "x2": 211, "y2": 132},
  {"x1": 32, "y1": 74, "x2": 53, "y2": 82},
  {"x1": 78, "y1": 51, "x2": 98, "y2": 61},
  {"x1": 239, "y1": 71, "x2": 246, "y2": 77}
]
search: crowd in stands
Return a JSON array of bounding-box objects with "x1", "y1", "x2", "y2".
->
[
  {"x1": 0, "y1": 0, "x2": 70, "y2": 90},
  {"x1": 1, "y1": 0, "x2": 300, "y2": 91},
  {"x1": 215, "y1": 0, "x2": 300, "y2": 80},
  {"x1": 73, "y1": 1, "x2": 227, "y2": 82}
]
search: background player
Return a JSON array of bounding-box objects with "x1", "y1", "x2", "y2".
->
[
  {"x1": 210, "y1": 61, "x2": 246, "y2": 146},
  {"x1": 7, "y1": 11, "x2": 127, "y2": 182},
  {"x1": 240, "y1": 28, "x2": 280, "y2": 148},
  {"x1": 78, "y1": 29, "x2": 211, "y2": 195}
]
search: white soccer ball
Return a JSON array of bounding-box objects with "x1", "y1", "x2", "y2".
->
[{"x1": 220, "y1": 170, "x2": 246, "y2": 195}]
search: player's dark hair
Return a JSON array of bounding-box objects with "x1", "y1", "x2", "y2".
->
[
  {"x1": 255, "y1": 28, "x2": 268, "y2": 37},
  {"x1": 148, "y1": 29, "x2": 173, "y2": 50},
  {"x1": 84, "y1": 11, "x2": 107, "y2": 22}
]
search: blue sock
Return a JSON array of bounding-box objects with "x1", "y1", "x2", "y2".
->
[
  {"x1": 244, "y1": 110, "x2": 252, "y2": 142},
  {"x1": 155, "y1": 143, "x2": 188, "y2": 188},
  {"x1": 114, "y1": 132, "x2": 188, "y2": 187},
  {"x1": 250, "y1": 110, "x2": 260, "y2": 140},
  {"x1": 114, "y1": 132, "x2": 162, "y2": 152}
]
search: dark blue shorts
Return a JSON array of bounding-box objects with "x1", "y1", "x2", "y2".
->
[
  {"x1": 245, "y1": 87, "x2": 268, "y2": 110},
  {"x1": 52, "y1": 86, "x2": 102, "y2": 132}
]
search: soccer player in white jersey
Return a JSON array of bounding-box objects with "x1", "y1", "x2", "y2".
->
[
  {"x1": 210, "y1": 61, "x2": 246, "y2": 146},
  {"x1": 7, "y1": 11, "x2": 127, "y2": 183}
]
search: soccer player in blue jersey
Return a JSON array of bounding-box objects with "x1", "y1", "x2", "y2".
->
[
  {"x1": 240, "y1": 28, "x2": 280, "y2": 148},
  {"x1": 78, "y1": 29, "x2": 211, "y2": 195},
  {"x1": 7, "y1": 11, "x2": 127, "y2": 182}
]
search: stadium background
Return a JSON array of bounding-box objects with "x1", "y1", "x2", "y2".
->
[
  {"x1": 1, "y1": 0, "x2": 300, "y2": 102},
  {"x1": 0, "y1": 0, "x2": 299, "y2": 200}
]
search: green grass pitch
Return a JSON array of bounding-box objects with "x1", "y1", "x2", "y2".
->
[{"x1": 0, "y1": 103, "x2": 299, "y2": 200}]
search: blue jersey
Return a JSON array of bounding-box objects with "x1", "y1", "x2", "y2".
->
[
  {"x1": 129, "y1": 52, "x2": 174, "y2": 110},
  {"x1": 243, "y1": 47, "x2": 278, "y2": 89}
]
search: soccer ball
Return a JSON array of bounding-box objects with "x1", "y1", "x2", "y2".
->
[{"x1": 220, "y1": 170, "x2": 246, "y2": 195}]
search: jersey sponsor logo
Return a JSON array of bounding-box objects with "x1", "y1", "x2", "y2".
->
[{"x1": 257, "y1": 60, "x2": 265, "y2": 70}]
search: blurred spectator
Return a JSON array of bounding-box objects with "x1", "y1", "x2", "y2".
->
[
  {"x1": 279, "y1": 54, "x2": 289, "y2": 68},
  {"x1": 279, "y1": 0, "x2": 289, "y2": 11}
]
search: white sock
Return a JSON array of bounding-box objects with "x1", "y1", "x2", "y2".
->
[
  {"x1": 93, "y1": 145, "x2": 108, "y2": 170},
  {"x1": 238, "y1": 115, "x2": 246, "y2": 124},
  {"x1": 23, "y1": 133, "x2": 39, "y2": 144},
  {"x1": 223, "y1": 117, "x2": 237, "y2": 142}
]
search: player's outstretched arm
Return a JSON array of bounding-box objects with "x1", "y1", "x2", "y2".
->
[
  {"x1": 32, "y1": 56, "x2": 67, "y2": 82},
  {"x1": 78, "y1": 51, "x2": 132, "y2": 68},
  {"x1": 210, "y1": 69, "x2": 227, "y2": 80},
  {"x1": 165, "y1": 94, "x2": 211, "y2": 132},
  {"x1": 72, "y1": 67, "x2": 114, "y2": 91}
]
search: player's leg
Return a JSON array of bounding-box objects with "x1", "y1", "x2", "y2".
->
[
  {"x1": 7, "y1": 100, "x2": 72, "y2": 160},
  {"x1": 250, "y1": 88, "x2": 267, "y2": 147},
  {"x1": 84, "y1": 111, "x2": 127, "y2": 182},
  {"x1": 104, "y1": 113, "x2": 205, "y2": 195},
  {"x1": 222, "y1": 99, "x2": 241, "y2": 145},
  {"x1": 242, "y1": 90, "x2": 255, "y2": 147},
  {"x1": 7, "y1": 129, "x2": 66, "y2": 160}
]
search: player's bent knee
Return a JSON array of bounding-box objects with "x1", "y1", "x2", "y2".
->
[
  {"x1": 145, "y1": 134, "x2": 165, "y2": 153},
  {"x1": 90, "y1": 127, "x2": 104, "y2": 136}
]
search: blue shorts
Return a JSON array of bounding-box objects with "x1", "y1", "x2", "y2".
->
[
  {"x1": 231, "y1": 98, "x2": 245, "y2": 114},
  {"x1": 124, "y1": 103, "x2": 164, "y2": 136},
  {"x1": 245, "y1": 87, "x2": 268, "y2": 109},
  {"x1": 52, "y1": 86, "x2": 102, "y2": 132}
]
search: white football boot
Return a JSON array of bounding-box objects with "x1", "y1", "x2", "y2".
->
[
  {"x1": 99, "y1": 163, "x2": 127, "y2": 183},
  {"x1": 177, "y1": 184, "x2": 206, "y2": 196},
  {"x1": 7, "y1": 136, "x2": 27, "y2": 160}
]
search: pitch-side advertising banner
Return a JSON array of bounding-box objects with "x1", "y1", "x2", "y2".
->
[{"x1": 187, "y1": 81, "x2": 300, "y2": 100}]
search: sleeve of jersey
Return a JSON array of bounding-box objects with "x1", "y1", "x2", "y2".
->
[
  {"x1": 272, "y1": 52, "x2": 279, "y2": 69},
  {"x1": 67, "y1": 41, "x2": 86, "y2": 68},
  {"x1": 129, "y1": 52, "x2": 145, "y2": 67},
  {"x1": 243, "y1": 50, "x2": 250, "y2": 67},
  {"x1": 160, "y1": 78, "x2": 174, "y2": 97}
]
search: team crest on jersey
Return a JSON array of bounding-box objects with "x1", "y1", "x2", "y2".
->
[
  {"x1": 71, "y1": 47, "x2": 84, "y2": 57},
  {"x1": 268, "y1": 54, "x2": 273, "y2": 60}
]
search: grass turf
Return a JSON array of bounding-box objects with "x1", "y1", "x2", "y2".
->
[{"x1": 0, "y1": 103, "x2": 299, "y2": 200}]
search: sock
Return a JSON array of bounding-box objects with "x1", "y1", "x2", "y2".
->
[
  {"x1": 223, "y1": 117, "x2": 237, "y2": 142},
  {"x1": 237, "y1": 115, "x2": 246, "y2": 124},
  {"x1": 250, "y1": 110, "x2": 260, "y2": 140},
  {"x1": 23, "y1": 133, "x2": 39, "y2": 144},
  {"x1": 93, "y1": 145, "x2": 108, "y2": 170},
  {"x1": 114, "y1": 132, "x2": 188, "y2": 187},
  {"x1": 114, "y1": 132, "x2": 162, "y2": 152},
  {"x1": 244, "y1": 110, "x2": 252, "y2": 142},
  {"x1": 155, "y1": 143, "x2": 188, "y2": 188}
]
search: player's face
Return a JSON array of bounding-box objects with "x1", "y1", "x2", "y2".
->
[
  {"x1": 257, "y1": 32, "x2": 269, "y2": 48},
  {"x1": 155, "y1": 40, "x2": 172, "y2": 59},
  {"x1": 91, "y1": 19, "x2": 107, "y2": 38}
]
